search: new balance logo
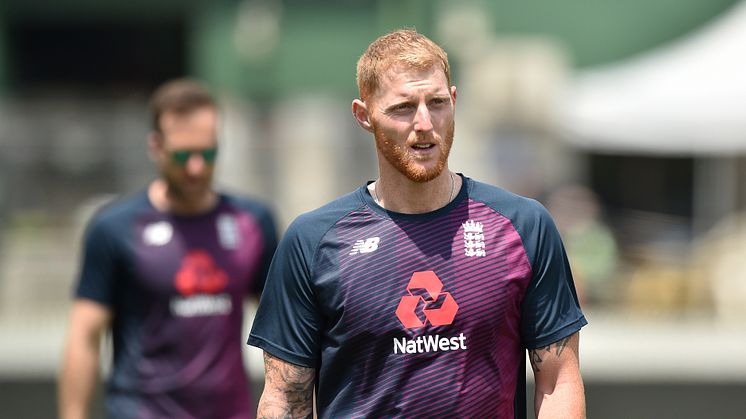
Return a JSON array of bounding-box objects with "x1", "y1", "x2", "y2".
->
[{"x1": 349, "y1": 237, "x2": 380, "y2": 255}]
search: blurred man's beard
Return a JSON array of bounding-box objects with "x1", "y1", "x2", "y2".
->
[
  {"x1": 164, "y1": 172, "x2": 211, "y2": 204},
  {"x1": 373, "y1": 120, "x2": 454, "y2": 183}
]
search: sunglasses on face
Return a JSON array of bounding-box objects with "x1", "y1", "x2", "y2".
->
[{"x1": 169, "y1": 147, "x2": 218, "y2": 166}]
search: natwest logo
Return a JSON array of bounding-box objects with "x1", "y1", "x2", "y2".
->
[
  {"x1": 170, "y1": 250, "x2": 232, "y2": 317},
  {"x1": 395, "y1": 270, "x2": 459, "y2": 329},
  {"x1": 174, "y1": 250, "x2": 228, "y2": 296}
]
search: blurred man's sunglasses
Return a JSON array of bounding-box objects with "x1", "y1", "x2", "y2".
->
[{"x1": 170, "y1": 147, "x2": 218, "y2": 166}]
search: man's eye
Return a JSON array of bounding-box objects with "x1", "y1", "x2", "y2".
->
[{"x1": 393, "y1": 104, "x2": 413, "y2": 112}]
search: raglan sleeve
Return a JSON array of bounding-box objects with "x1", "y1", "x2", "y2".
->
[
  {"x1": 520, "y1": 201, "x2": 587, "y2": 349},
  {"x1": 74, "y1": 214, "x2": 120, "y2": 306},
  {"x1": 247, "y1": 216, "x2": 322, "y2": 368}
]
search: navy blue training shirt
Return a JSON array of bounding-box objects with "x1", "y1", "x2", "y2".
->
[
  {"x1": 76, "y1": 190, "x2": 278, "y2": 419},
  {"x1": 249, "y1": 175, "x2": 586, "y2": 418}
]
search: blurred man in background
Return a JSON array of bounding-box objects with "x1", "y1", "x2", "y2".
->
[
  {"x1": 59, "y1": 78, "x2": 278, "y2": 419},
  {"x1": 546, "y1": 184, "x2": 620, "y2": 306},
  {"x1": 249, "y1": 29, "x2": 586, "y2": 418}
]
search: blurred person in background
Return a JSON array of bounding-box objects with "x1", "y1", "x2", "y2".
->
[
  {"x1": 546, "y1": 184, "x2": 620, "y2": 306},
  {"x1": 58, "y1": 78, "x2": 278, "y2": 419},
  {"x1": 248, "y1": 29, "x2": 586, "y2": 418}
]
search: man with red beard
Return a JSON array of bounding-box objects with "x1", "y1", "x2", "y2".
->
[
  {"x1": 249, "y1": 29, "x2": 586, "y2": 419},
  {"x1": 59, "y1": 79, "x2": 278, "y2": 419}
]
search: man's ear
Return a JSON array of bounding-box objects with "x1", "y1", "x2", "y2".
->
[{"x1": 352, "y1": 99, "x2": 374, "y2": 133}]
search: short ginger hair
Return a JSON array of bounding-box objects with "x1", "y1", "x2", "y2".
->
[{"x1": 356, "y1": 28, "x2": 451, "y2": 102}]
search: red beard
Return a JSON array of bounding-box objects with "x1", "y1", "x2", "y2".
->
[{"x1": 372, "y1": 119, "x2": 454, "y2": 183}]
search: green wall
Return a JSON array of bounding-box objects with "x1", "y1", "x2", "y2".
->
[
  {"x1": 192, "y1": 0, "x2": 432, "y2": 98},
  {"x1": 0, "y1": 0, "x2": 740, "y2": 95}
]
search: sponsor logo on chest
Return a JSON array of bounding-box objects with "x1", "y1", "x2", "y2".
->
[
  {"x1": 393, "y1": 270, "x2": 468, "y2": 354},
  {"x1": 393, "y1": 333, "x2": 467, "y2": 354},
  {"x1": 170, "y1": 250, "x2": 232, "y2": 317}
]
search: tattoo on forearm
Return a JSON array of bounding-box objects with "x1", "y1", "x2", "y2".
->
[
  {"x1": 258, "y1": 353, "x2": 315, "y2": 419},
  {"x1": 529, "y1": 336, "x2": 571, "y2": 372}
]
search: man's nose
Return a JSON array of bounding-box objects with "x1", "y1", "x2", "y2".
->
[
  {"x1": 185, "y1": 153, "x2": 206, "y2": 175},
  {"x1": 413, "y1": 103, "x2": 433, "y2": 132}
]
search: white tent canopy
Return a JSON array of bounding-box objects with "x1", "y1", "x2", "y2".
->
[{"x1": 559, "y1": 1, "x2": 746, "y2": 155}]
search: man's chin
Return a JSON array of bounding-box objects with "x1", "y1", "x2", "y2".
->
[
  {"x1": 168, "y1": 184, "x2": 211, "y2": 202},
  {"x1": 401, "y1": 149, "x2": 450, "y2": 183},
  {"x1": 401, "y1": 165, "x2": 444, "y2": 183}
]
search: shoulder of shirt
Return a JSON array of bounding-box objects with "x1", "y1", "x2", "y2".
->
[
  {"x1": 76, "y1": 190, "x2": 149, "y2": 244},
  {"x1": 282, "y1": 189, "x2": 366, "y2": 242},
  {"x1": 87, "y1": 190, "x2": 149, "y2": 227},
  {"x1": 466, "y1": 177, "x2": 553, "y2": 228},
  {"x1": 220, "y1": 191, "x2": 275, "y2": 219}
]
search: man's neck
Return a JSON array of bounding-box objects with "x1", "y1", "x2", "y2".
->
[
  {"x1": 148, "y1": 179, "x2": 218, "y2": 215},
  {"x1": 370, "y1": 170, "x2": 460, "y2": 214}
]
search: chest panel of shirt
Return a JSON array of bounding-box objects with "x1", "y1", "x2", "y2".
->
[
  {"x1": 102, "y1": 205, "x2": 261, "y2": 408},
  {"x1": 129, "y1": 208, "x2": 265, "y2": 304},
  {"x1": 315, "y1": 200, "x2": 531, "y2": 339},
  {"x1": 311, "y1": 200, "x2": 533, "y2": 417}
]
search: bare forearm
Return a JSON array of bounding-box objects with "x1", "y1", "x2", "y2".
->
[
  {"x1": 534, "y1": 379, "x2": 585, "y2": 419},
  {"x1": 530, "y1": 333, "x2": 586, "y2": 419},
  {"x1": 58, "y1": 301, "x2": 110, "y2": 419},
  {"x1": 257, "y1": 394, "x2": 314, "y2": 419},
  {"x1": 58, "y1": 340, "x2": 100, "y2": 419},
  {"x1": 258, "y1": 383, "x2": 314, "y2": 419},
  {"x1": 257, "y1": 352, "x2": 315, "y2": 419}
]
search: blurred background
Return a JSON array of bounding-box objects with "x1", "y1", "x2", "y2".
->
[{"x1": 1, "y1": 0, "x2": 745, "y2": 417}]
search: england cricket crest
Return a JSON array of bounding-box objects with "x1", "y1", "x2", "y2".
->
[
  {"x1": 462, "y1": 219, "x2": 486, "y2": 257},
  {"x1": 217, "y1": 214, "x2": 240, "y2": 250}
]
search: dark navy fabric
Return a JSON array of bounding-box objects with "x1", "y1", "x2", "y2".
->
[
  {"x1": 248, "y1": 175, "x2": 586, "y2": 418},
  {"x1": 76, "y1": 190, "x2": 277, "y2": 419}
]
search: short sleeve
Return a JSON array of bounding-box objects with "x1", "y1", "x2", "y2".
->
[
  {"x1": 520, "y1": 204, "x2": 587, "y2": 349},
  {"x1": 74, "y1": 216, "x2": 120, "y2": 306},
  {"x1": 248, "y1": 218, "x2": 322, "y2": 368}
]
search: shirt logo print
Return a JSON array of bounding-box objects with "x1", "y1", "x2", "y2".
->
[
  {"x1": 171, "y1": 250, "x2": 232, "y2": 317},
  {"x1": 217, "y1": 214, "x2": 240, "y2": 249},
  {"x1": 462, "y1": 219, "x2": 486, "y2": 257},
  {"x1": 395, "y1": 270, "x2": 459, "y2": 328},
  {"x1": 349, "y1": 237, "x2": 380, "y2": 255},
  {"x1": 143, "y1": 221, "x2": 173, "y2": 246},
  {"x1": 174, "y1": 250, "x2": 228, "y2": 296}
]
